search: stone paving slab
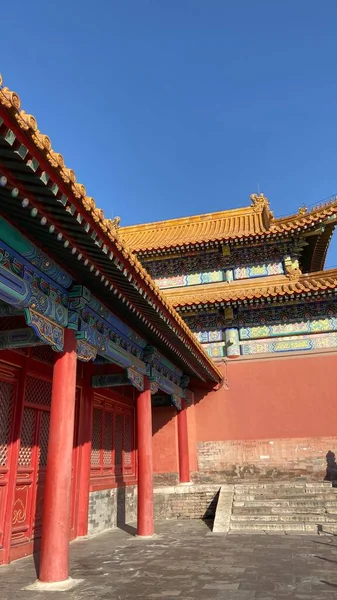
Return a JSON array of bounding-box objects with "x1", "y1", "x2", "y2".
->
[{"x1": 2, "y1": 521, "x2": 337, "y2": 598}]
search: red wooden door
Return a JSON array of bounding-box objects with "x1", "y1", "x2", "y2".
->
[
  {"x1": 10, "y1": 374, "x2": 52, "y2": 560},
  {"x1": 0, "y1": 371, "x2": 18, "y2": 565},
  {"x1": 10, "y1": 374, "x2": 81, "y2": 561}
]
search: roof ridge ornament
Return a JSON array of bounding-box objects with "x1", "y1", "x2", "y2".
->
[
  {"x1": 250, "y1": 192, "x2": 269, "y2": 211},
  {"x1": 298, "y1": 204, "x2": 308, "y2": 215},
  {"x1": 250, "y1": 192, "x2": 274, "y2": 225},
  {"x1": 106, "y1": 216, "x2": 121, "y2": 230}
]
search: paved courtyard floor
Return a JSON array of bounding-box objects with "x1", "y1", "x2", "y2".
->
[{"x1": 2, "y1": 520, "x2": 337, "y2": 599}]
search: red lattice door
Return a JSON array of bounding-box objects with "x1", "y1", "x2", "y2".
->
[
  {"x1": 10, "y1": 375, "x2": 52, "y2": 559},
  {"x1": 0, "y1": 372, "x2": 18, "y2": 564},
  {"x1": 10, "y1": 375, "x2": 80, "y2": 560}
]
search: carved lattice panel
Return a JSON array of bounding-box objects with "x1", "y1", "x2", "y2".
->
[
  {"x1": 124, "y1": 415, "x2": 132, "y2": 468},
  {"x1": 103, "y1": 411, "x2": 113, "y2": 466},
  {"x1": 31, "y1": 345, "x2": 55, "y2": 365},
  {"x1": 25, "y1": 375, "x2": 52, "y2": 407},
  {"x1": 115, "y1": 414, "x2": 123, "y2": 470},
  {"x1": 0, "y1": 380, "x2": 14, "y2": 466},
  {"x1": 18, "y1": 407, "x2": 36, "y2": 467},
  {"x1": 91, "y1": 408, "x2": 102, "y2": 466},
  {"x1": 0, "y1": 316, "x2": 25, "y2": 331},
  {"x1": 38, "y1": 411, "x2": 50, "y2": 467}
]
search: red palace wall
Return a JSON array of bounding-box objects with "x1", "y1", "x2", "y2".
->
[
  {"x1": 194, "y1": 351, "x2": 337, "y2": 482},
  {"x1": 152, "y1": 404, "x2": 198, "y2": 485},
  {"x1": 152, "y1": 407, "x2": 178, "y2": 484},
  {"x1": 151, "y1": 350, "x2": 337, "y2": 483}
]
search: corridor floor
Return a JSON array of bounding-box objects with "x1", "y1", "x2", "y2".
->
[{"x1": 2, "y1": 520, "x2": 337, "y2": 599}]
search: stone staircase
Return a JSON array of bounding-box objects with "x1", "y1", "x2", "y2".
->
[{"x1": 213, "y1": 482, "x2": 337, "y2": 534}]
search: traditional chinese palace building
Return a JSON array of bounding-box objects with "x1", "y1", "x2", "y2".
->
[
  {"x1": 1, "y1": 73, "x2": 337, "y2": 582},
  {"x1": 121, "y1": 194, "x2": 337, "y2": 485}
]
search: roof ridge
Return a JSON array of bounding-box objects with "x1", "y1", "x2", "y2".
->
[
  {"x1": 274, "y1": 197, "x2": 337, "y2": 224},
  {"x1": 120, "y1": 204, "x2": 259, "y2": 232}
]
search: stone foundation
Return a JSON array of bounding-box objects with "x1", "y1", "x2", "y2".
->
[
  {"x1": 154, "y1": 484, "x2": 220, "y2": 520},
  {"x1": 88, "y1": 484, "x2": 220, "y2": 534},
  {"x1": 153, "y1": 472, "x2": 179, "y2": 486}
]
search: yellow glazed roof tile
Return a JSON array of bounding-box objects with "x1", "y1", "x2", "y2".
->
[
  {"x1": 163, "y1": 268, "x2": 337, "y2": 307},
  {"x1": 120, "y1": 195, "x2": 337, "y2": 252}
]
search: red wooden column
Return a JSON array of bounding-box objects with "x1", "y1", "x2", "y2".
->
[
  {"x1": 177, "y1": 399, "x2": 190, "y2": 483},
  {"x1": 39, "y1": 329, "x2": 77, "y2": 583},
  {"x1": 137, "y1": 376, "x2": 154, "y2": 536},
  {"x1": 77, "y1": 364, "x2": 94, "y2": 537}
]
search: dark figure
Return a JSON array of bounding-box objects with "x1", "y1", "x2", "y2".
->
[{"x1": 325, "y1": 450, "x2": 337, "y2": 481}]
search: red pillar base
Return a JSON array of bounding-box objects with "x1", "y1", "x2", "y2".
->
[
  {"x1": 39, "y1": 329, "x2": 77, "y2": 583},
  {"x1": 137, "y1": 377, "x2": 154, "y2": 537}
]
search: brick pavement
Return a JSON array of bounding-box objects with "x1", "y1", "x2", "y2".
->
[{"x1": 2, "y1": 520, "x2": 337, "y2": 599}]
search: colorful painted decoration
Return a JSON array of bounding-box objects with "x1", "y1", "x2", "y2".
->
[
  {"x1": 225, "y1": 328, "x2": 240, "y2": 358},
  {"x1": 241, "y1": 332, "x2": 337, "y2": 355},
  {"x1": 234, "y1": 262, "x2": 284, "y2": 280}
]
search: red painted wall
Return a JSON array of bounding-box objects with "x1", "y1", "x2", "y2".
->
[
  {"x1": 150, "y1": 352, "x2": 337, "y2": 482},
  {"x1": 193, "y1": 351, "x2": 337, "y2": 481},
  {"x1": 151, "y1": 402, "x2": 198, "y2": 482},
  {"x1": 195, "y1": 352, "x2": 337, "y2": 441},
  {"x1": 152, "y1": 407, "x2": 178, "y2": 475}
]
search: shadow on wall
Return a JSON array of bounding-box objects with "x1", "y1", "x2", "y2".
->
[
  {"x1": 116, "y1": 482, "x2": 137, "y2": 536},
  {"x1": 152, "y1": 404, "x2": 177, "y2": 436},
  {"x1": 325, "y1": 450, "x2": 337, "y2": 483}
]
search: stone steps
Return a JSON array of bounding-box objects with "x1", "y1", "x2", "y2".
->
[
  {"x1": 234, "y1": 499, "x2": 337, "y2": 508},
  {"x1": 231, "y1": 513, "x2": 337, "y2": 522},
  {"x1": 233, "y1": 506, "x2": 337, "y2": 515},
  {"x1": 234, "y1": 492, "x2": 337, "y2": 501},
  {"x1": 212, "y1": 482, "x2": 337, "y2": 535},
  {"x1": 229, "y1": 521, "x2": 337, "y2": 533},
  {"x1": 235, "y1": 482, "x2": 331, "y2": 490}
]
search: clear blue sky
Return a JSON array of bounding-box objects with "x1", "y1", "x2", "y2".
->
[{"x1": 2, "y1": 1, "x2": 337, "y2": 267}]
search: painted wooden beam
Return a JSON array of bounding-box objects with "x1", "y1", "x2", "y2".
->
[
  {"x1": 92, "y1": 366, "x2": 144, "y2": 392},
  {"x1": 0, "y1": 327, "x2": 43, "y2": 349}
]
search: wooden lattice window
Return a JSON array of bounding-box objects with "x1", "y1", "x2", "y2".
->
[
  {"x1": 38, "y1": 411, "x2": 50, "y2": 467},
  {"x1": 31, "y1": 345, "x2": 55, "y2": 365},
  {"x1": 124, "y1": 415, "x2": 133, "y2": 471},
  {"x1": 90, "y1": 399, "x2": 135, "y2": 479},
  {"x1": 0, "y1": 380, "x2": 14, "y2": 467},
  {"x1": 91, "y1": 408, "x2": 102, "y2": 466},
  {"x1": 18, "y1": 407, "x2": 36, "y2": 467},
  {"x1": 25, "y1": 375, "x2": 52, "y2": 407},
  {"x1": 103, "y1": 411, "x2": 113, "y2": 466},
  {"x1": 115, "y1": 414, "x2": 123, "y2": 474}
]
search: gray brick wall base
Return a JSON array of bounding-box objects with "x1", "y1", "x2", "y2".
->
[
  {"x1": 88, "y1": 486, "x2": 137, "y2": 536},
  {"x1": 88, "y1": 483, "x2": 220, "y2": 535}
]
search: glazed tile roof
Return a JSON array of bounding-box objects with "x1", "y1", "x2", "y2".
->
[
  {"x1": 120, "y1": 195, "x2": 337, "y2": 253},
  {"x1": 163, "y1": 269, "x2": 337, "y2": 307},
  {"x1": 0, "y1": 74, "x2": 222, "y2": 384}
]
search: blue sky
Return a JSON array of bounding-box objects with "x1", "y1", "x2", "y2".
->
[{"x1": 2, "y1": 1, "x2": 337, "y2": 267}]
